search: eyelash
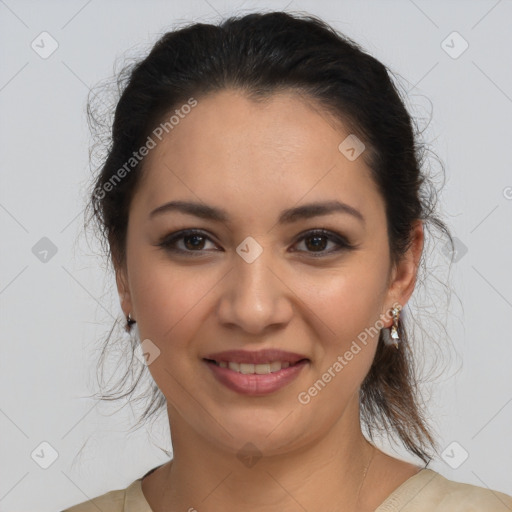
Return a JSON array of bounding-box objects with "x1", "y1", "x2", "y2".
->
[{"x1": 156, "y1": 229, "x2": 354, "y2": 258}]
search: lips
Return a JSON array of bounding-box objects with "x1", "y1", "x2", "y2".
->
[
  {"x1": 203, "y1": 357, "x2": 309, "y2": 395},
  {"x1": 202, "y1": 348, "x2": 309, "y2": 365}
]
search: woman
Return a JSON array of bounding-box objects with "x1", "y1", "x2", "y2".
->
[{"x1": 62, "y1": 11, "x2": 512, "y2": 512}]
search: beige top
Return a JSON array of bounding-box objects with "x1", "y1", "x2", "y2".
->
[{"x1": 62, "y1": 468, "x2": 512, "y2": 512}]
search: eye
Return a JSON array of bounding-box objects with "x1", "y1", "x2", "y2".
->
[
  {"x1": 156, "y1": 228, "x2": 354, "y2": 257},
  {"x1": 291, "y1": 229, "x2": 354, "y2": 257},
  {"x1": 157, "y1": 229, "x2": 219, "y2": 256}
]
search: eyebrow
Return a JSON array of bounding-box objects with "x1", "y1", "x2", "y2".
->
[{"x1": 149, "y1": 200, "x2": 365, "y2": 225}]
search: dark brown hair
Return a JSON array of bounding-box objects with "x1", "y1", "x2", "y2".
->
[{"x1": 85, "y1": 10, "x2": 454, "y2": 464}]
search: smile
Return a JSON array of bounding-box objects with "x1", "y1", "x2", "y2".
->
[
  {"x1": 203, "y1": 358, "x2": 309, "y2": 395},
  {"x1": 205, "y1": 359, "x2": 306, "y2": 374}
]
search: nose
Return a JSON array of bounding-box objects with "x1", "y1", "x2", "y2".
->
[{"x1": 216, "y1": 247, "x2": 294, "y2": 335}]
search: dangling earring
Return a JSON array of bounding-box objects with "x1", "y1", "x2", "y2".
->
[
  {"x1": 126, "y1": 312, "x2": 137, "y2": 331},
  {"x1": 122, "y1": 312, "x2": 139, "y2": 345},
  {"x1": 382, "y1": 304, "x2": 402, "y2": 349}
]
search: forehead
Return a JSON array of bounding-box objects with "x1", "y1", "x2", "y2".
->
[{"x1": 134, "y1": 89, "x2": 383, "y2": 226}]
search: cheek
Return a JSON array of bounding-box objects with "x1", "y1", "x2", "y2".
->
[
  {"x1": 297, "y1": 257, "x2": 388, "y2": 387},
  {"x1": 128, "y1": 263, "x2": 215, "y2": 398},
  {"x1": 128, "y1": 249, "x2": 222, "y2": 351},
  {"x1": 303, "y1": 261, "x2": 388, "y2": 344}
]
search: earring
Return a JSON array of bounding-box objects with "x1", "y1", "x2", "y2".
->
[
  {"x1": 126, "y1": 313, "x2": 136, "y2": 329},
  {"x1": 122, "y1": 312, "x2": 139, "y2": 346},
  {"x1": 382, "y1": 304, "x2": 402, "y2": 349}
]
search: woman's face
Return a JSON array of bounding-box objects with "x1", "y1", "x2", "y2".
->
[{"x1": 116, "y1": 89, "x2": 420, "y2": 456}]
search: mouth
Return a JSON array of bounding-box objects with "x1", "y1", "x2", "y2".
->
[
  {"x1": 203, "y1": 358, "x2": 309, "y2": 374},
  {"x1": 203, "y1": 357, "x2": 309, "y2": 395},
  {"x1": 201, "y1": 349, "x2": 310, "y2": 394}
]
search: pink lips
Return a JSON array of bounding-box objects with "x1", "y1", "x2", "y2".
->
[{"x1": 202, "y1": 349, "x2": 309, "y2": 395}]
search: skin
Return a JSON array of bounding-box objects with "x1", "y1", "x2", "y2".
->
[{"x1": 116, "y1": 89, "x2": 424, "y2": 511}]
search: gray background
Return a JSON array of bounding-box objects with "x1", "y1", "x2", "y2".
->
[{"x1": 1, "y1": 0, "x2": 511, "y2": 510}]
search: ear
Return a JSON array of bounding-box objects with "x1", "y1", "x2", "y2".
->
[
  {"x1": 381, "y1": 220, "x2": 424, "y2": 327},
  {"x1": 115, "y1": 264, "x2": 133, "y2": 319}
]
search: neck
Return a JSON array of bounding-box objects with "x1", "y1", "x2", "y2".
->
[{"x1": 146, "y1": 393, "x2": 377, "y2": 512}]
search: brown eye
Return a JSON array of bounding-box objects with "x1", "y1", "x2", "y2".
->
[
  {"x1": 292, "y1": 229, "x2": 353, "y2": 257},
  {"x1": 157, "y1": 230, "x2": 218, "y2": 255},
  {"x1": 183, "y1": 233, "x2": 207, "y2": 250},
  {"x1": 304, "y1": 234, "x2": 329, "y2": 252},
  {"x1": 157, "y1": 228, "x2": 354, "y2": 258}
]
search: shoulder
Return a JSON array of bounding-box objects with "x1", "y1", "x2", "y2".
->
[
  {"x1": 377, "y1": 468, "x2": 512, "y2": 511},
  {"x1": 60, "y1": 487, "x2": 126, "y2": 512},
  {"x1": 61, "y1": 478, "x2": 150, "y2": 512}
]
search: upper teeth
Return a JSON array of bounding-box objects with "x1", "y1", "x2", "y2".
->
[{"x1": 216, "y1": 361, "x2": 291, "y2": 374}]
